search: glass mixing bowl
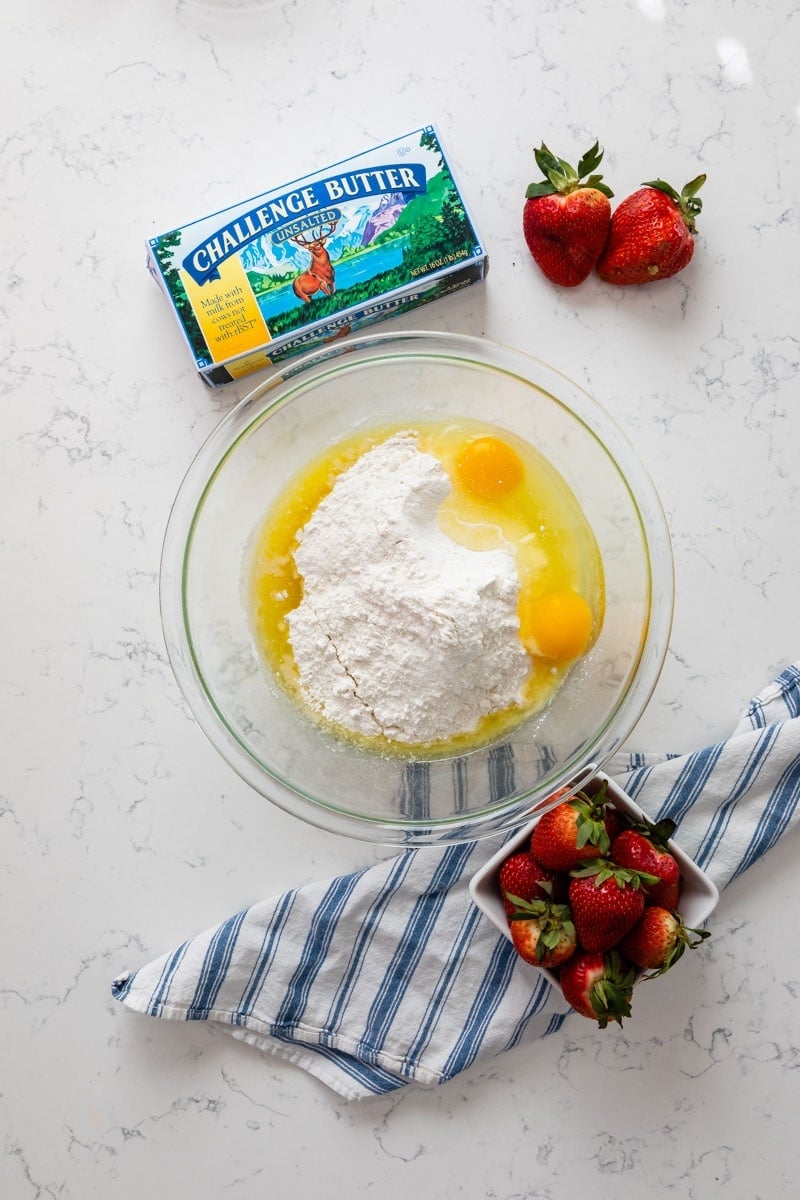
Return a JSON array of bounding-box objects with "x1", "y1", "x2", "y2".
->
[{"x1": 160, "y1": 331, "x2": 674, "y2": 845}]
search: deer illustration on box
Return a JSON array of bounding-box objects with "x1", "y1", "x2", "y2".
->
[{"x1": 291, "y1": 219, "x2": 339, "y2": 303}]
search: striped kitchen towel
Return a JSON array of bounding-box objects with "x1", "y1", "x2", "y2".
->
[{"x1": 112, "y1": 662, "x2": 800, "y2": 1101}]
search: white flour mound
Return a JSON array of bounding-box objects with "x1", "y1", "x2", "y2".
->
[{"x1": 286, "y1": 432, "x2": 531, "y2": 744}]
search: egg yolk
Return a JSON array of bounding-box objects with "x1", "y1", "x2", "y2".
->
[
  {"x1": 518, "y1": 590, "x2": 594, "y2": 662},
  {"x1": 453, "y1": 436, "x2": 525, "y2": 500}
]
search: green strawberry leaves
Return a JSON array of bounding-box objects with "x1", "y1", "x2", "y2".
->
[
  {"x1": 570, "y1": 780, "x2": 612, "y2": 854},
  {"x1": 570, "y1": 858, "x2": 661, "y2": 889},
  {"x1": 591, "y1": 951, "x2": 636, "y2": 1027},
  {"x1": 626, "y1": 815, "x2": 677, "y2": 850},
  {"x1": 506, "y1": 894, "x2": 572, "y2": 924},
  {"x1": 526, "y1": 139, "x2": 614, "y2": 200},
  {"x1": 506, "y1": 894, "x2": 550, "y2": 919},
  {"x1": 642, "y1": 174, "x2": 707, "y2": 231},
  {"x1": 507, "y1": 895, "x2": 576, "y2": 963},
  {"x1": 577, "y1": 142, "x2": 605, "y2": 178}
]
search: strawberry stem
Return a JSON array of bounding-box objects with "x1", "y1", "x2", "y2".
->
[
  {"x1": 570, "y1": 858, "x2": 661, "y2": 889},
  {"x1": 526, "y1": 140, "x2": 614, "y2": 200},
  {"x1": 628, "y1": 815, "x2": 677, "y2": 849},
  {"x1": 570, "y1": 780, "x2": 613, "y2": 854},
  {"x1": 641, "y1": 174, "x2": 706, "y2": 231},
  {"x1": 590, "y1": 951, "x2": 636, "y2": 1027}
]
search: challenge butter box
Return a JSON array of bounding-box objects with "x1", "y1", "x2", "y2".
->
[{"x1": 147, "y1": 125, "x2": 487, "y2": 386}]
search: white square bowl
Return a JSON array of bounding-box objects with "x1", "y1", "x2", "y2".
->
[{"x1": 468, "y1": 769, "x2": 720, "y2": 993}]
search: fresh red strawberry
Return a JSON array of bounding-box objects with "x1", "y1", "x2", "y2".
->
[
  {"x1": 530, "y1": 781, "x2": 613, "y2": 872},
  {"x1": 559, "y1": 949, "x2": 636, "y2": 1027},
  {"x1": 568, "y1": 860, "x2": 659, "y2": 952},
  {"x1": 498, "y1": 852, "x2": 564, "y2": 914},
  {"x1": 523, "y1": 140, "x2": 613, "y2": 287},
  {"x1": 618, "y1": 906, "x2": 711, "y2": 977},
  {"x1": 596, "y1": 174, "x2": 706, "y2": 285},
  {"x1": 611, "y1": 819, "x2": 682, "y2": 910},
  {"x1": 507, "y1": 896, "x2": 577, "y2": 968}
]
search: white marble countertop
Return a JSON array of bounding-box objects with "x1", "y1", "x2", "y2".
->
[{"x1": 4, "y1": 0, "x2": 800, "y2": 1195}]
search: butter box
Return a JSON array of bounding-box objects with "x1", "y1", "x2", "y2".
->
[{"x1": 146, "y1": 125, "x2": 487, "y2": 386}]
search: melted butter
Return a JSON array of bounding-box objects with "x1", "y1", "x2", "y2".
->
[{"x1": 246, "y1": 418, "x2": 605, "y2": 758}]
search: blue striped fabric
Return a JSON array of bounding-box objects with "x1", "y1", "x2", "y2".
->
[{"x1": 112, "y1": 663, "x2": 800, "y2": 1100}]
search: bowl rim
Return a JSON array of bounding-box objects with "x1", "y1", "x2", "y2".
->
[{"x1": 159, "y1": 329, "x2": 676, "y2": 845}]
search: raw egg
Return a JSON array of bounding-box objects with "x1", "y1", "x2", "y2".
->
[
  {"x1": 453, "y1": 435, "x2": 525, "y2": 500},
  {"x1": 518, "y1": 589, "x2": 594, "y2": 662}
]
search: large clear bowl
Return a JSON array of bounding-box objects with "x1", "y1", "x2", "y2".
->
[{"x1": 160, "y1": 331, "x2": 674, "y2": 845}]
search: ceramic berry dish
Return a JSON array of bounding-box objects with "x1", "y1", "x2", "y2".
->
[{"x1": 470, "y1": 772, "x2": 719, "y2": 1017}]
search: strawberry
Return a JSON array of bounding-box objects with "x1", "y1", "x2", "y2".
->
[
  {"x1": 523, "y1": 140, "x2": 613, "y2": 287},
  {"x1": 530, "y1": 781, "x2": 613, "y2": 872},
  {"x1": 507, "y1": 896, "x2": 577, "y2": 968},
  {"x1": 559, "y1": 949, "x2": 636, "y2": 1027},
  {"x1": 603, "y1": 802, "x2": 625, "y2": 844},
  {"x1": 498, "y1": 851, "x2": 564, "y2": 914},
  {"x1": 596, "y1": 174, "x2": 706, "y2": 285},
  {"x1": 568, "y1": 860, "x2": 659, "y2": 952},
  {"x1": 611, "y1": 819, "x2": 682, "y2": 910},
  {"x1": 618, "y1": 906, "x2": 711, "y2": 978}
]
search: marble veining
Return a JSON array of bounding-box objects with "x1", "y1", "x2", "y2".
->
[{"x1": 3, "y1": 0, "x2": 800, "y2": 1196}]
